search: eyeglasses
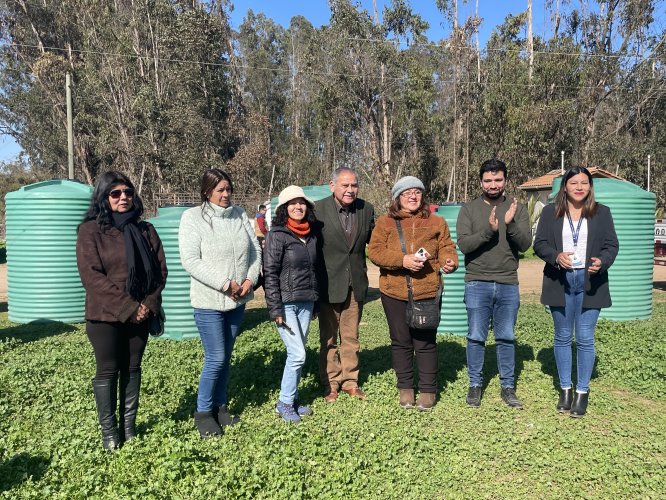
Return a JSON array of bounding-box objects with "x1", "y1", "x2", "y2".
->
[
  {"x1": 109, "y1": 188, "x2": 135, "y2": 199},
  {"x1": 400, "y1": 189, "x2": 423, "y2": 198}
]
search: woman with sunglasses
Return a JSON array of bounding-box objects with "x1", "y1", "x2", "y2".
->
[
  {"x1": 263, "y1": 186, "x2": 319, "y2": 423},
  {"x1": 77, "y1": 171, "x2": 167, "y2": 451},
  {"x1": 533, "y1": 166, "x2": 619, "y2": 417},
  {"x1": 179, "y1": 169, "x2": 261, "y2": 438},
  {"x1": 368, "y1": 176, "x2": 458, "y2": 411}
]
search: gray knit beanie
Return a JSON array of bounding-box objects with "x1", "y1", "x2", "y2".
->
[{"x1": 391, "y1": 176, "x2": 425, "y2": 199}]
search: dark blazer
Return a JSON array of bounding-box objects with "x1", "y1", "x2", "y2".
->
[
  {"x1": 263, "y1": 226, "x2": 319, "y2": 320},
  {"x1": 533, "y1": 203, "x2": 619, "y2": 309},
  {"x1": 315, "y1": 195, "x2": 375, "y2": 303},
  {"x1": 77, "y1": 220, "x2": 168, "y2": 322}
]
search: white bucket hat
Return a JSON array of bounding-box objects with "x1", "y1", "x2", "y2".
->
[{"x1": 276, "y1": 185, "x2": 314, "y2": 210}]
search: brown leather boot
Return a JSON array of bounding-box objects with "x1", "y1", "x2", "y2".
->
[
  {"x1": 399, "y1": 389, "x2": 415, "y2": 409},
  {"x1": 415, "y1": 392, "x2": 436, "y2": 411}
]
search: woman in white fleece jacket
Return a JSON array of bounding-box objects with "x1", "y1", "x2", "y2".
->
[{"x1": 179, "y1": 169, "x2": 261, "y2": 438}]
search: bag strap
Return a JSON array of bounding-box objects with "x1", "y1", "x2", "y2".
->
[
  {"x1": 395, "y1": 219, "x2": 414, "y2": 303},
  {"x1": 395, "y1": 218, "x2": 442, "y2": 303}
]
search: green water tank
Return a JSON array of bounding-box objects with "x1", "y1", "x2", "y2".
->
[
  {"x1": 148, "y1": 206, "x2": 198, "y2": 340},
  {"x1": 270, "y1": 184, "x2": 332, "y2": 214},
  {"x1": 549, "y1": 177, "x2": 655, "y2": 320},
  {"x1": 5, "y1": 180, "x2": 92, "y2": 323},
  {"x1": 436, "y1": 204, "x2": 467, "y2": 336}
]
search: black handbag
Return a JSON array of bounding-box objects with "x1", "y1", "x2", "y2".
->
[
  {"x1": 148, "y1": 307, "x2": 166, "y2": 337},
  {"x1": 395, "y1": 220, "x2": 442, "y2": 330}
]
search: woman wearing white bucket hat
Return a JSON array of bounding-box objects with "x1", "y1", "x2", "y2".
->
[{"x1": 264, "y1": 186, "x2": 320, "y2": 423}]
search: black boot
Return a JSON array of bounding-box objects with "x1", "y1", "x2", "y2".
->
[
  {"x1": 570, "y1": 391, "x2": 589, "y2": 418},
  {"x1": 556, "y1": 388, "x2": 573, "y2": 413},
  {"x1": 92, "y1": 377, "x2": 120, "y2": 451},
  {"x1": 213, "y1": 405, "x2": 240, "y2": 428},
  {"x1": 119, "y1": 370, "x2": 141, "y2": 443},
  {"x1": 194, "y1": 411, "x2": 222, "y2": 438}
]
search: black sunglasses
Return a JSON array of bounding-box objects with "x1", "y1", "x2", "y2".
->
[{"x1": 109, "y1": 188, "x2": 135, "y2": 199}]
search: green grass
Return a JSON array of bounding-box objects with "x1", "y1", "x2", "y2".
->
[{"x1": 0, "y1": 301, "x2": 664, "y2": 498}]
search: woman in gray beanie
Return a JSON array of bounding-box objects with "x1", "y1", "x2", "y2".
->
[{"x1": 368, "y1": 176, "x2": 458, "y2": 410}]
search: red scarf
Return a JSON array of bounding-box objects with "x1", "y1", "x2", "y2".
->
[{"x1": 287, "y1": 218, "x2": 310, "y2": 236}]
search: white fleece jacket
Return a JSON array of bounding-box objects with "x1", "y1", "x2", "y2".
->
[{"x1": 178, "y1": 202, "x2": 262, "y2": 312}]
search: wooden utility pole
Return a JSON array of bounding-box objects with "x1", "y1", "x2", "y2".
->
[
  {"x1": 66, "y1": 72, "x2": 74, "y2": 180},
  {"x1": 527, "y1": 0, "x2": 534, "y2": 81}
]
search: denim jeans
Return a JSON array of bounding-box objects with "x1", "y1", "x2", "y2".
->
[
  {"x1": 550, "y1": 269, "x2": 600, "y2": 393},
  {"x1": 194, "y1": 306, "x2": 245, "y2": 412},
  {"x1": 277, "y1": 302, "x2": 314, "y2": 405},
  {"x1": 464, "y1": 281, "x2": 520, "y2": 388}
]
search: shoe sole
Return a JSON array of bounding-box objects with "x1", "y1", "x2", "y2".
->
[
  {"x1": 400, "y1": 403, "x2": 415, "y2": 409},
  {"x1": 466, "y1": 400, "x2": 481, "y2": 407},
  {"x1": 416, "y1": 406, "x2": 434, "y2": 412},
  {"x1": 570, "y1": 412, "x2": 585, "y2": 418}
]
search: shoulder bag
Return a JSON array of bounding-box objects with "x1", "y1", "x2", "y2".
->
[{"x1": 395, "y1": 219, "x2": 441, "y2": 330}]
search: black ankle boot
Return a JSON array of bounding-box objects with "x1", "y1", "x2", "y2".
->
[
  {"x1": 570, "y1": 391, "x2": 589, "y2": 418},
  {"x1": 194, "y1": 411, "x2": 222, "y2": 438},
  {"x1": 557, "y1": 388, "x2": 573, "y2": 413},
  {"x1": 92, "y1": 377, "x2": 120, "y2": 451},
  {"x1": 119, "y1": 370, "x2": 141, "y2": 442},
  {"x1": 213, "y1": 405, "x2": 240, "y2": 428}
]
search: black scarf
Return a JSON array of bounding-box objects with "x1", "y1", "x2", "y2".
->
[{"x1": 111, "y1": 209, "x2": 162, "y2": 301}]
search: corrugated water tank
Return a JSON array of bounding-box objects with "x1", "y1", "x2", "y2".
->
[
  {"x1": 148, "y1": 206, "x2": 198, "y2": 340},
  {"x1": 436, "y1": 204, "x2": 467, "y2": 336},
  {"x1": 5, "y1": 180, "x2": 92, "y2": 323}
]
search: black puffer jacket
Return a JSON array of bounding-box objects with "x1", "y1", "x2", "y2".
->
[{"x1": 263, "y1": 225, "x2": 319, "y2": 319}]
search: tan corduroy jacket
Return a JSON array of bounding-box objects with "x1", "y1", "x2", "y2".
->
[{"x1": 368, "y1": 212, "x2": 458, "y2": 301}]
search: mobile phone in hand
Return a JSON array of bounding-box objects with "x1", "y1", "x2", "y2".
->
[{"x1": 415, "y1": 247, "x2": 430, "y2": 259}]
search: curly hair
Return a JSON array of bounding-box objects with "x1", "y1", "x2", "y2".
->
[
  {"x1": 82, "y1": 171, "x2": 143, "y2": 226},
  {"x1": 272, "y1": 200, "x2": 317, "y2": 227}
]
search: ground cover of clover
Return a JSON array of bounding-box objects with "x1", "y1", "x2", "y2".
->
[{"x1": 1, "y1": 299, "x2": 664, "y2": 498}]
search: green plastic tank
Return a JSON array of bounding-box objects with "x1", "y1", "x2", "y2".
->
[
  {"x1": 270, "y1": 184, "x2": 332, "y2": 214},
  {"x1": 549, "y1": 177, "x2": 655, "y2": 320},
  {"x1": 5, "y1": 180, "x2": 92, "y2": 323},
  {"x1": 436, "y1": 204, "x2": 467, "y2": 336},
  {"x1": 148, "y1": 206, "x2": 198, "y2": 340}
]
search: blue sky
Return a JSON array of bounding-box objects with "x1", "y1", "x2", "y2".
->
[{"x1": 0, "y1": 1, "x2": 546, "y2": 163}]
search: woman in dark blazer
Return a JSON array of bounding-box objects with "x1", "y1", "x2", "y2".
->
[
  {"x1": 533, "y1": 166, "x2": 618, "y2": 417},
  {"x1": 77, "y1": 171, "x2": 167, "y2": 450}
]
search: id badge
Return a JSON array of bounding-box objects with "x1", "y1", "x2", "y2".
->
[{"x1": 571, "y1": 248, "x2": 583, "y2": 267}]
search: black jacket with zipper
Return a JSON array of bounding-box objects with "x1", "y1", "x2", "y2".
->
[{"x1": 263, "y1": 225, "x2": 319, "y2": 319}]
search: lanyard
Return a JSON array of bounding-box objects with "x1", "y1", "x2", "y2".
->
[{"x1": 566, "y1": 212, "x2": 584, "y2": 248}]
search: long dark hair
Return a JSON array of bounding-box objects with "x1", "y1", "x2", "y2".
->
[
  {"x1": 272, "y1": 201, "x2": 317, "y2": 227},
  {"x1": 82, "y1": 171, "x2": 143, "y2": 226},
  {"x1": 387, "y1": 197, "x2": 430, "y2": 219},
  {"x1": 554, "y1": 166, "x2": 598, "y2": 219},
  {"x1": 200, "y1": 168, "x2": 234, "y2": 225}
]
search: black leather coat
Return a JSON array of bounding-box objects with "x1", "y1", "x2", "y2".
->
[{"x1": 263, "y1": 225, "x2": 319, "y2": 319}]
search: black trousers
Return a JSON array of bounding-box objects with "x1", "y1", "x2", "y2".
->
[
  {"x1": 380, "y1": 293, "x2": 438, "y2": 393},
  {"x1": 86, "y1": 321, "x2": 149, "y2": 380}
]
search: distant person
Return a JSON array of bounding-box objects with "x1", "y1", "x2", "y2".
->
[
  {"x1": 263, "y1": 186, "x2": 319, "y2": 423},
  {"x1": 255, "y1": 204, "x2": 268, "y2": 245},
  {"x1": 77, "y1": 171, "x2": 167, "y2": 451},
  {"x1": 179, "y1": 169, "x2": 261, "y2": 438},
  {"x1": 533, "y1": 166, "x2": 618, "y2": 417},
  {"x1": 456, "y1": 159, "x2": 532, "y2": 409},
  {"x1": 368, "y1": 176, "x2": 458, "y2": 410},
  {"x1": 315, "y1": 167, "x2": 375, "y2": 402}
]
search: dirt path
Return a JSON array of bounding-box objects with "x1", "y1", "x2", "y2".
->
[{"x1": 1, "y1": 260, "x2": 664, "y2": 312}]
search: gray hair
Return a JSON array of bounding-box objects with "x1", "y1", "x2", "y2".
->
[{"x1": 331, "y1": 167, "x2": 358, "y2": 184}]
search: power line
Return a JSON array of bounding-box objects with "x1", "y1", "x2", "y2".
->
[{"x1": 3, "y1": 43, "x2": 665, "y2": 94}]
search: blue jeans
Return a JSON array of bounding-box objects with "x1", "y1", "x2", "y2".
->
[
  {"x1": 550, "y1": 269, "x2": 600, "y2": 393},
  {"x1": 277, "y1": 302, "x2": 314, "y2": 405},
  {"x1": 464, "y1": 281, "x2": 520, "y2": 388},
  {"x1": 194, "y1": 306, "x2": 245, "y2": 412}
]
